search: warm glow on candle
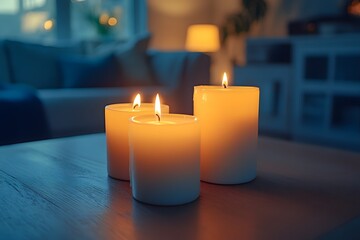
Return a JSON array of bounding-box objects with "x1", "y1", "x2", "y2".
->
[
  {"x1": 222, "y1": 72, "x2": 228, "y2": 88},
  {"x1": 155, "y1": 94, "x2": 161, "y2": 121},
  {"x1": 133, "y1": 94, "x2": 141, "y2": 109},
  {"x1": 105, "y1": 101, "x2": 169, "y2": 180},
  {"x1": 194, "y1": 85, "x2": 259, "y2": 184},
  {"x1": 129, "y1": 113, "x2": 200, "y2": 205}
]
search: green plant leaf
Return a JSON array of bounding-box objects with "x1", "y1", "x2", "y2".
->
[{"x1": 220, "y1": 0, "x2": 267, "y2": 44}]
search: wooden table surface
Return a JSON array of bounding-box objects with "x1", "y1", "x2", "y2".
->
[{"x1": 0, "y1": 134, "x2": 360, "y2": 240}]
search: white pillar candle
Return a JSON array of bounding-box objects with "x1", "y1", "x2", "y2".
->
[
  {"x1": 105, "y1": 94, "x2": 169, "y2": 180},
  {"x1": 193, "y1": 73, "x2": 260, "y2": 184},
  {"x1": 129, "y1": 95, "x2": 200, "y2": 206}
]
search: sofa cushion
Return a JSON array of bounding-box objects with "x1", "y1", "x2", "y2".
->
[
  {"x1": 60, "y1": 54, "x2": 120, "y2": 88},
  {"x1": 38, "y1": 86, "x2": 171, "y2": 138},
  {"x1": 0, "y1": 40, "x2": 11, "y2": 84},
  {"x1": 113, "y1": 33, "x2": 155, "y2": 86},
  {"x1": 0, "y1": 84, "x2": 50, "y2": 145},
  {"x1": 149, "y1": 51, "x2": 210, "y2": 114},
  {"x1": 92, "y1": 40, "x2": 128, "y2": 55},
  {"x1": 148, "y1": 51, "x2": 188, "y2": 89},
  {"x1": 5, "y1": 40, "x2": 83, "y2": 89}
]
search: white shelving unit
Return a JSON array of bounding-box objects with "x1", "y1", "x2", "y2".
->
[
  {"x1": 236, "y1": 35, "x2": 360, "y2": 150},
  {"x1": 292, "y1": 35, "x2": 360, "y2": 150}
]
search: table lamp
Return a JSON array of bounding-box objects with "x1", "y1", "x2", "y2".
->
[
  {"x1": 185, "y1": 24, "x2": 220, "y2": 53},
  {"x1": 186, "y1": 24, "x2": 227, "y2": 83}
]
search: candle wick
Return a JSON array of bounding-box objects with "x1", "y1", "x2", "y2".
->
[
  {"x1": 223, "y1": 84, "x2": 227, "y2": 89},
  {"x1": 156, "y1": 114, "x2": 160, "y2": 122},
  {"x1": 133, "y1": 104, "x2": 139, "y2": 110}
]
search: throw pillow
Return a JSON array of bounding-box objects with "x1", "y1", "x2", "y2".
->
[
  {"x1": 60, "y1": 54, "x2": 120, "y2": 88},
  {"x1": 5, "y1": 40, "x2": 84, "y2": 89},
  {"x1": 148, "y1": 50, "x2": 188, "y2": 89},
  {"x1": 113, "y1": 33, "x2": 155, "y2": 86}
]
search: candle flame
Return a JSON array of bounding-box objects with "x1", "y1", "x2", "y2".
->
[
  {"x1": 155, "y1": 94, "x2": 161, "y2": 121},
  {"x1": 133, "y1": 93, "x2": 141, "y2": 109},
  {"x1": 222, "y1": 72, "x2": 228, "y2": 88}
]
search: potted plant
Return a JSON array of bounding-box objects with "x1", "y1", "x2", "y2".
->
[{"x1": 221, "y1": 0, "x2": 267, "y2": 65}]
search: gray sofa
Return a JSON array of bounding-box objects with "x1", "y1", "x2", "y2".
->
[{"x1": 0, "y1": 38, "x2": 210, "y2": 141}]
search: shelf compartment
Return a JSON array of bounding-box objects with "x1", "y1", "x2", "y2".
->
[
  {"x1": 332, "y1": 95, "x2": 360, "y2": 133},
  {"x1": 304, "y1": 55, "x2": 328, "y2": 81},
  {"x1": 335, "y1": 54, "x2": 360, "y2": 83},
  {"x1": 301, "y1": 93, "x2": 327, "y2": 127}
]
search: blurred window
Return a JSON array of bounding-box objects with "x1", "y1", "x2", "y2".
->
[
  {"x1": 71, "y1": 0, "x2": 132, "y2": 41},
  {"x1": 0, "y1": 0, "x2": 20, "y2": 13},
  {"x1": 23, "y1": 0, "x2": 47, "y2": 10},
  {"x1": 0, "y1": 0, "x2": 54, "y2": 40},
  {"x1": 0, "y1": 0, "x2": 145, "y2": 41}
]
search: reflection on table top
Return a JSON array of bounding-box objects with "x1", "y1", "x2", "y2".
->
[{"x1": 0, "y1": 133, "x2": 360, "y2": 239}]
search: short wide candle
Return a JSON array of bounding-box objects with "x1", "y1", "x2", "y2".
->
[
  {"x1": 194, "y1": 85, "x2": 259, "y2": 184},
  {"x1": 105, "y1": 103, "x2": 169, "y2": 180},
  {"x1": 129, "y1": 114, "x2": 200, "y2": 206}
]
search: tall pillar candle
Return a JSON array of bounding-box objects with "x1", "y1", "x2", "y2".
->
[
  {"x1": 129, "y1": 95, "x2": 200, "y2": 205},
  {"x1": 105, "y1": 95, "x2": 169, "y2": 180},
  {"x1": 193, "y1": 74, "x2": 259, "y2": 184}
]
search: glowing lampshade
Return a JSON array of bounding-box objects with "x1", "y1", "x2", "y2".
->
[{"x1": 185, "y1": 24, "x2": 220, "y2": 52}]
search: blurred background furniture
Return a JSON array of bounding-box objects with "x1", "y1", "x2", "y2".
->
[
  {"x1": 235, "y1": 38, "x2": 292, "y2": 138},
  {"x1": 235, "y1": 64, "x2": 292, "y2": 138},
  {"x1": 292, "y1": 35, "x2": 360, "y2": 150},
  {"x1": 235, "y1": 34, "x2": 360, "y2": 151},
  {"x1": 0, "y1": 36, "x2": 210, "y2": 144},
  {"x1": 0, "y1": 84, "x2": 50, "y2": 145}
]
